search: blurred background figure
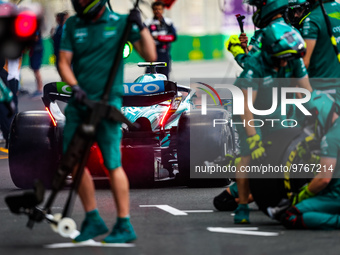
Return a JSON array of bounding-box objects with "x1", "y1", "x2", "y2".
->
[
  {"x1": 0, "y1": 1, "x2": 23, "y2": 149},
  {"x1": 51, "y1": 11, "x2": 69, "y2": 75},
  {"x1": 145, "y1": 1, "x2": 177, "y2": 79},
  {"x1": 0, "y1": 56, "x2": 21, "y2": 149},
  {"x1": 28, "y1": 29, "x2": 44, "y2": 99}
]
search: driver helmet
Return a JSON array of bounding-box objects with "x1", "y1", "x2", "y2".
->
[
  {"x1": 71, "y1": 0, "x2": 108, "y2": 20},
  {"x1": 243, "y1": 0, "x2": 289, "y2": 28},
  {"x1": 261, "y1": 22, "x2": 306, "y2": 67},
  {"x1": 287, "y1": 0, "x2": 310, "y2": 29}
]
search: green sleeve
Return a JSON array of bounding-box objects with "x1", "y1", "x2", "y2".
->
[
  {"x1": 235, "y1": 30, "x2": 263, "y2": 69},
  {"x1": 320, "y1": 135, "x2": 338, "y2": 158},
  {"x1": 249, "y1": 30, "x2": 263, "y2": 50},
  {"x1": 235, "y1": 54, "x2": 250, "y2": 69},
  {"x1": 292, "y1": 58, "x2": 308, "y2": 78},
  {"x1": 234, "y1": 63, "x2": 261, "y2": 91},
  {"x1": 60, "y1": 18, "x2": 74, "y2": 52},
  {"x1": 249, "y1": 34, "x2": 257, "y2": 46},
  {"x1": 301, "y1": 16, "x2": 319, "y2": 39}
]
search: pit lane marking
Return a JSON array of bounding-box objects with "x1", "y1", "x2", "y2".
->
[
  {"x1": 207, "y1": 227, "x2": 279, "y2": 237},
  {"x1": 140, "y1": 205, "x2": 214, "y2": 216},
  {"x1": 44, "y1": 230, "x2": 135, "y2": 249},
  {"x1": 45, "y1": 240, "x2": 135, "y2": 249}
]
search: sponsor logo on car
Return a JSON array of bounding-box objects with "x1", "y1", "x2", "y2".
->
[{"x1": 123, "y1": 81, "x2": 165, "y2": 96}]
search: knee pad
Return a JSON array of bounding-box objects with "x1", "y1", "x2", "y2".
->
[
  {"x1": 213, "y1": 190, "x2": 238, "y2": 211},
  {"x1": 280, "y1": 206, "x2": 306, "y2": 229}
]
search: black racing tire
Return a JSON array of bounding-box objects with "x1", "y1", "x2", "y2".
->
[
  {"x1": 249, "y1": 127, "x2": 311, "y2": 215},
  {"x1": 8, "y1": 111, "x2": 61, "y2": 189},
  {"x1": 177, "y1": 109, "x2": 233, "y2": 188}
]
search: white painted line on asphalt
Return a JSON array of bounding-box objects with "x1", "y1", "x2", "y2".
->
[
  {"x1": 207, "y1": 227, "x2": 279, "y2": 237},
  {"x1": 140, "y1": 205, "x2": 188, "y2": 215},
  {"x1": 45, "y1": 230, "x2": 135, "y2": 248},
  {"x1": 182, "y1": 210, "x2": 214, "y2": 213},
  {"x1": 216, "y1": 227, "x2": 259, "y2": 230},
  {"x1": 44, "y1": 240, "x2": 135, "y2": 249}
]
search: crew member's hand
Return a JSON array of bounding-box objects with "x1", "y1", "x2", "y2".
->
[
  {"x1": 239, "y1": 33, "x2": 248, "y2": 50},
  {"x1": 4, "y1": 100, "x2": 15, "y2": 117},
  {"x1": 71, "y1": 85, "x2": 87, "y2": 103},
  {"x1": 291, "y1": 184, "x2": 315, "y2": 206},
  {"x1": 309, "y1": 154, "x2": 320, "y2": 165},
  {"x1": 296, "y1": 134, "x2": 319, "y2": 162},
  {"x1": 224, "y1": 154, "x2": 241, "y2": 167},
  {"x1": 226, "y1": 35, "x2": 245, "y2": 58},
  {"x1": 128, "y1": 9, "x2": 145, "y2": 31},
  {"x1": 246, "y1": 134, "x2": 271, "y2": 161}
]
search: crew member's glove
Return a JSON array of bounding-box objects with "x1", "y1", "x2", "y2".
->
[
  {"x1": 296, "y1": 134, "x2": 319, "y2": 163},
  {"x1": 246, "y1": 134, "x2": 271, "y2": 161},
  {"x1": 291, "y1": 183, "x2": 315, "y2": 206},
  {"x1": 128, "y1": 9, "x2": 145, "y2": 31},
  {"x1": 71, "y1": 85, "x2": 87, "y2": 103},
  {"x1": 224, "y1": 154, "x2": 241, "y2": 167},
  {"x1": 226, "y1": 35, "x2": 245, "y2": 58},
  {"x1": 309, "y1": 154, "x2": 320, "y2": 165}
]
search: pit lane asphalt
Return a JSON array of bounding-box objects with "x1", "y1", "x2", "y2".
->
[{"x1": 1, "y1": 64, "x2": 340, "y2": 255}]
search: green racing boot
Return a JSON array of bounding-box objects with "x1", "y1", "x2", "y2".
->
[
  {"x1": 102, "y1": 217, "x2": 137, "y2": 243},
  {"x1": 73, "y1": 209, "x2": 109, "y2": 242},
  {"x1": 234, "y1": 204, "x2": 250, "y2": 224}
]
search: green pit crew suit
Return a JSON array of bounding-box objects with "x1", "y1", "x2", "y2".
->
[
  {"x1": 234, "y1": 53, "x2": 308, "y2": 157},
  {"x1": 281, "y1": 92, "x2": 340, "y2": 230},
  {"x1": 234, "y1": 30, "x2": 308, "y2": 156},
  {"x1": 235, "y1": 29, "x2": 263, "y2": 68},
  {"x1": 60, "y1": 8, "x2": 141, "y2": 170},
  {"x1": 233, "y1": 0, "x2": 289, "y2": 68},
  {"x1": 229, "y1": 22, "x2": 309, "y2": 201},
  {"x1": 301, "y1": 0, "x2": 340, "y2": 104}
]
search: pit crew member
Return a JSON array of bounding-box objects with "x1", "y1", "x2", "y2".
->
[
  {"x1": 301, "y1": 0, "x2": 340, "y2": 104},
  {"x1": 227, "y1": 0, "x2": 289, "y2": 68},
  {"x1": 59, "y1": 0, "x2": 156, "y2": 243},
  {"x1": 231, "y1": 22, "x2": 312, "y2": 224},
  {"x1": 281, "y1": 91, "x2": 340, "y2": 230}
]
